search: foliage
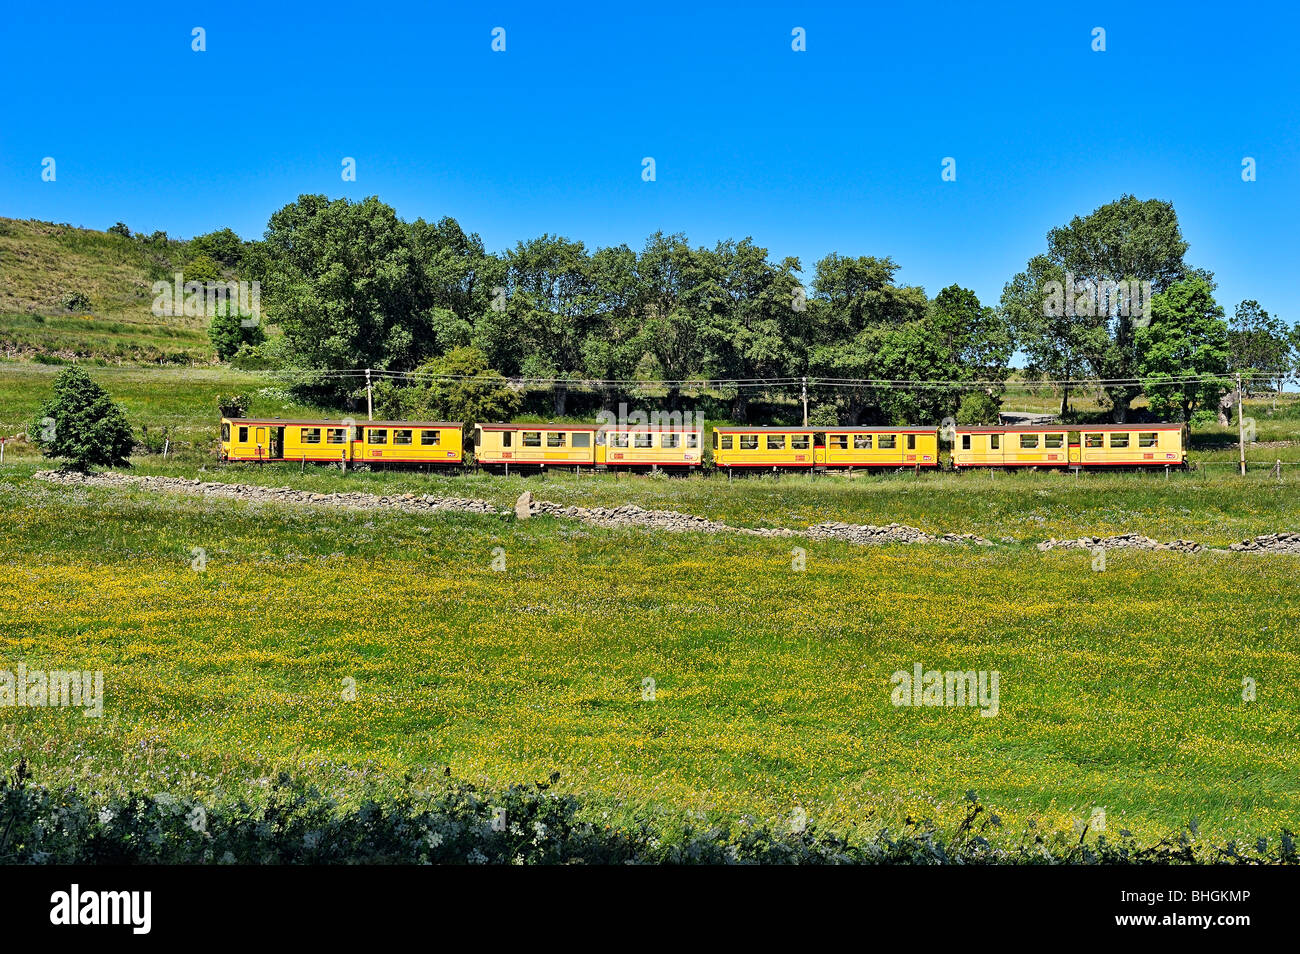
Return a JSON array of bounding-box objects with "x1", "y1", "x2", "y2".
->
[
  {"x1": 216, "y1": 392, "x2": 252, "y2": 418},
  {"x1": 1002, "y1": 195, "x2": 1206, "y2": 420},
  {"x1": 209, "y1": 305, "x2": 267, "y2": 362},
  {"x1": 955, "y1": 391, "x2": 1001, "y2": 425},
  {"x1": 0, "y1": 763, "x2": 1293, "y2": 865},
  {"x1": 1229, "y1": 300, "x2": 1294, "y2": 392},
  {"x1": 107, "y1": 222, "x2": 131, "y2": 238},
  {"x1": 27, "y1": 365, "x2": 134, "y2": 470},
  {"x1": 1137, "y1": 278, "x2": 1231, "y2": 421},
  {"x1": 60, "y1": 290, "x2": 92, "y2": 312},
  {"x1": 374, "y1": 347, "x2": 520, "y2": 441},
  {"x1": 187, "y1": 227, "x2": 246, "y2": 269}
]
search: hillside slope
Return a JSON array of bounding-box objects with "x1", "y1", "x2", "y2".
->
[{"x1": 0, "y1": 217, "x2": 214, "y2": 363}]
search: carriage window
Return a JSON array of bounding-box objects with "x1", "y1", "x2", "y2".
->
[
  {"x1": 990, "y1": 435, "x2": 1000, "y2": 449},
  {"x1": 791, "y1": 434, "x2": 810, "y2": 450},
  {"x1": 739, "y1": 434, "x2": 759, "y2": 450},
  {"x1": 523, "y1": 431, "x2": 541, "y2": 447},
  {"x1": 547, "y1": 432, "x2": 567, "y2": 448},
  {"x1": 1085, "y1": 433, "x2": 1103, "y2": 448},
  {"x1": 1044, "y1": 433, "x2": 1064, "y2": 448},
  {"x1": 961, "y1": 435, "x2": 971, "y2": 450},
  {"x1": 634, "y1": 432, "x2": 653, "y2": 448},
  {"x1": 1110, "y1": 433, "x2": 1130, "y2": 448},
  {"x1": 502, "y1": 430, "x2": 512, "y2": 447},
  {"x1": 238, "y1": 426, "x2": 248, "y2": 443},
  {"x1": 327, "y1": 428, "x2": 346, "y2": 444},
  {"x1": 686, "y1": 432, "x2": 699, "y2": 449},
  {"x1": 611, "y1": 433, "x2": 629, "y2": 448},
  {"x1": 766, "y1": 435, "x2": 786, "y2": 450},
  {"x1": 907, "y1": 434, "x2": 916, "y2": 450},
  {"x1": 712, "y1": 432, "x2": 719, "y2": 449},
  {"x1": 393, "y1": 429, "x2": 413, "y2": 445},
  {"x1": 661, "y1": 433, "x2": 680, "y2": 448},
  {"x1": 301, "y1": 428, "x2": 321, "y2": 444},
  {"x1": 352, "y1": 425, "x2": 363, "y2": 441},
  {"x1": 721, "y1": 435, "x2": 733, "y2": 450},
  {"x1": 1020, "y1": 434, "x2": 1038, "y2": 449},
  {"x1": 1138, "y1": 432, "x2": 1158, "y2": 447},
  {"x1": 421, "y1": 430, "x2": 440, "y2": 446},
  {"x1": 572, "y1": 432, "x2": 590, "y2": 448},
  {"x1": 853, "y1": 434, "x2": 872, "y2": 449},
  {"x1": 368, "y1": 429, "x2": 388, "y2": 445},
  {"x1": 830, "y1": 434, "x2": 848, "y2": 449},
  {"x1": 879, "y1": 435, "x2": 897, "y2": 449},
  {"x1": 221, "y1": 423, "x2": 231, "y2": 441}
]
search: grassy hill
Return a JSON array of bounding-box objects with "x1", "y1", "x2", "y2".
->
[{"x1": 0, "y1": 217, "x2": 215, "y2": 363}]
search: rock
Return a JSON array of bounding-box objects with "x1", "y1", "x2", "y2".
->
[{"x1": 515, "y1": 490, "x2": 533, "y2": 519}]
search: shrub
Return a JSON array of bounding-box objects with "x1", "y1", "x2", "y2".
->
[
  {"x1": 217, "y1": 392, "x2": 252, "y2": 419},
  {"x1": 107, "y1": 222, "x2": 131, "y2": 238},
  {"x1": 209, "y1": 308, "x2": 266, "y2": 362},
  {"x1": 29, "y1": 366, "x2": 134, "y2": 471},
  {"x1": 955, "y1": 391, "x2": 1001, "y2": 425},
  {"x1": 60, "y1": 290, "x2": 92, "y2": 312},
  {"x1": 0, "y1": 764, "x2": 1294, "y2": 865}
]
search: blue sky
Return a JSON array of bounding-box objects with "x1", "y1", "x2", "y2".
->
[{"x1": 3, "y1": 1, "x2": 1297, "y2": 321}]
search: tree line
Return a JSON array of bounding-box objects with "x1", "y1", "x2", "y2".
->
[{"x1": 145, "y1": 193, "x2": 1297, "y2": 425}]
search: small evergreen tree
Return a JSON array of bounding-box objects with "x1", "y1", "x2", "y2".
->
[{"x1": 29, "y1": 366, "x2": 134, "y2": 471}]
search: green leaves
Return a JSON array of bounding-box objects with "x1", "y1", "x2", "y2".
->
[{"x1": 29, "y1": 365, "x2": 134, "y2": 471}]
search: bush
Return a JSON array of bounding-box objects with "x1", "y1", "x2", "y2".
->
[
  {"x1": 0, "y1": 763, "x2": 1294, "y2": 865},
  {"x1": 209, "y1": 308, "x2": 266, "y2": 362},
  {"x1": 107, "y1": 222, "x2": 131, "y2": 238},
  {"x1": 955, "y1": 391, "x2": 1001, "y2": 425},
  {"x1": 217, "y1": 392, "x2": 252, "y2": 419},
  {"x1": 60, "y1": 290, "x2": 92, "y2": 312},
  {"x1": 29, "y1": 366, "x2": 134, "y2": 471}
]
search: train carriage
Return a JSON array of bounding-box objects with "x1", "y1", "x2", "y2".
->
[
  {"x1": 473, "y1": 423, "x2": 599, "y2": 469},
  {"x1": 952, "y1": 424, "x2": 1187, "y2": 469},
  {"x1": 711, "y1": 426, "x2": 939, "y2": 470},
  {"x1": 220, "y1": 418, "x2": 463, "y2": 466},
  {"x1": 595, "y1": 426, "x2": 703, "y2": 469}
]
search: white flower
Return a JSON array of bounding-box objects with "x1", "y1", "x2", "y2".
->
[
  {"x1": 426, "y1": 831, "x2": 443, "y2": 848},
  {"x1": 97, "y1": 808, "x2": 114, "y2": 826}
]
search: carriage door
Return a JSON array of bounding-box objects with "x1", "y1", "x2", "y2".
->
[
  {"x1": 1068, "y1": 432, "x2": 1081, "y2": 464},
  {"x1": 270, "y1": 427, "x2": 284, "y2": 459},
  {"x1": 255, "y1": 426, "x2": 267, "y2": 460}
]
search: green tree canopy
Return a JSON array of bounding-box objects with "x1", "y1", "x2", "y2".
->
[
  {"x1": 1137, "y1": 278, "x2": 1230, "y2": 421},
  {"x1": 29, "y1": 366, "x2": 134, "y2": 471}
]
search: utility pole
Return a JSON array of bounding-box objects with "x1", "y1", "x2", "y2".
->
[
  {"x1": 366, "y1": 368, "x2": 374, "y2": 421},
  {"x1": 801, "y1": 376, "x2": 808, "y2": 426},
  {"x1": 1237, "y1": 372, "x2": 1246, "y2": 476}
]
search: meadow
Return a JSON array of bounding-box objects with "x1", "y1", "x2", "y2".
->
[{"x1": 2, "y1": 360, "x2": 1299, "y2": 853}]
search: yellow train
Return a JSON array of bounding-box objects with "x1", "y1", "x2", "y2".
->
[
  {"x1": 220, "y1": 418, "x2": 464, "y2": 466},
  {"x1": 473, "y1": 423, "x2": 704, "y2": 470},
  {"x1": 951, "y1": 424, "x2": 1187, "y2": 468},
  {"x1": 220, "y1": 417, "x2": 1189, "y2": 473},
  {"x1": 712, "y1": 427, "x2": 939, "y2": 470}
]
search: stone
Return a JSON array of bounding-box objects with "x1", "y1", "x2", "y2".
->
[{"x1": 515, "y1": 491, "x2": 533, "y2": 519}]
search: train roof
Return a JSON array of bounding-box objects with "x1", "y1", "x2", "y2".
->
[
  {"x1": 956, "y1": 423, "x2": 1186, "y2": 432},
  {"x1": 711, "y1": 425, "x2": 935, "y2": 433},
  {"x1": 221, "y1": 417, "x2": 461, "y2": 427},
  {"x1": 478, "y1": 423, "x2": 601, "y2": 431}
]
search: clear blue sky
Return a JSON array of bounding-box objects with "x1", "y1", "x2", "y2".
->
[{"x1": 3, "y1": 1, "x2": 1297, "y2": 322}]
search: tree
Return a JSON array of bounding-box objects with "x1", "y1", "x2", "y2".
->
[
  {"x1": 29, "y1": 366, "x2": 134, "y2": 471},
  {"x1": 107, "y1": 222, "x2": 131, "y2": 238},
  {"x1": 209, "y1": 305, "x2": 266, "y2": 361},
  {"x1": 1002, "y1": 195, "x2": 1204, "y2": 420},
  {"x1": 185, "y1": 253, "x2": 222, "y2": 283},
  {"x1": 378, "y1": 347, "x2": 520, "y2": 444},
  {"x1": 955, "y1": 391, "x2": 1001, "y2": 424},
  {"x1": 1228, "y1": 300, "x2": 1293, "y2": 393},
  {"x1": 1136, "y1": 278, "x2": 1230, "y2": 421},
  {"x1": 188, "y1": 228, "x2": 246, "y2": 269},
  {"x1": 256, "y1": 195, "x2": 440, "y2": 397}
]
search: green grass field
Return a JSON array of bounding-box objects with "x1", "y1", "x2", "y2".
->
[
  {"x1": 1, "y1": 464, "x2": 1297, "y2": 845},
  {"x1": 1, "y1": 327, "x2": 1299, "y2": 852}
]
